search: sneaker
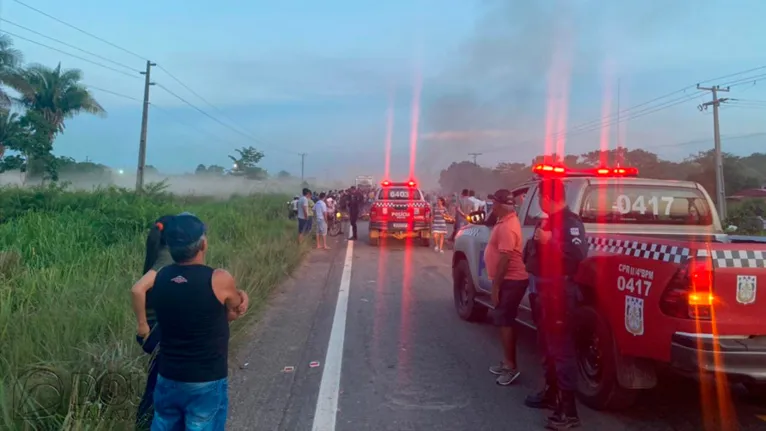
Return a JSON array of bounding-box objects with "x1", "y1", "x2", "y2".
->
[
  {"x1": 434, "y1": 246, "x2": 439, "y2": 252},
  {"x1": 524, "y1": 386, "x2": 557, "y2": 410},
  {"x1": 489, "y1": 363, "x2": 507, "y2": 375},
  {"x1": 439, "y1": 249, "x2": 444, "y2": 254},
  {"x1": 497, "y1": 368, "x2": 521, "y2": 386}
]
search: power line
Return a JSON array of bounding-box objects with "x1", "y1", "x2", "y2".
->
[
  {"x1": 11, "y1": 0, "x2": 146, "y2": 62},
  {"x1": 155, "y1": 65, "x2": 258, "y2": 138},
  {"x1": 156, "y1": 83, "x2": 299, "y2": 155},
  {"x1": 85, "y1": 84, "x2": 142, "y2": 102},
  {"x1": 0, "y1": 29, "x2": 140, "y2": 79},
  {"x1": 6, "y1": 2, "x2": 294, "y2": 158},
  {"x1": 0, "y1": 19, "x2": 139, "y2": 73}
]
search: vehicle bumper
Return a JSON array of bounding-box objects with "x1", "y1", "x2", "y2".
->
[
  {"x1": 369, "y1": 221, "x2": 430, "y2": 238},
  {"x1": 670, "y1": 332, "x2": 766, "y2": 383}
]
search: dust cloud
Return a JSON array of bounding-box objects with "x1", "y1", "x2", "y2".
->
[{"x1": 0, "y1": 170, "x2": 321, "y2": 199}]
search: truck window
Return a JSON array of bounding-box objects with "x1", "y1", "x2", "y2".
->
[
  {"x1": 523, "y1": 184, "x2": 568, "y2": 226},
  {"x1": 378, "y1": 188, "x2": 422, "y2": 200},
  {"x1": 580, "y1": 185, "x2": 713, "y2": 225}
]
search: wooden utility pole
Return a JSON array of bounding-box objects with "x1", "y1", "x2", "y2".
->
[
  {"x1": 136, "y1": 60, "x2": 156, "y2": 191},
  {"x1": 697, "y1": 84, "x2": 730, "y2": 221},
  {"x1": 468, "y1": 152, "x2": 482, "y2": 165}
]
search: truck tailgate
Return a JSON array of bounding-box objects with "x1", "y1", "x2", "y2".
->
[{"x1": 705, "y1": 243, "x2": 766, "y2": 336}]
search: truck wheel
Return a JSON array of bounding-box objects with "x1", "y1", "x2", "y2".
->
[
  {"x1": 453, "y1": 259, "x2": 487, "y2": 322},
  {"x1": 574, "y1": 305, "x2": 639, "y2": 411}
]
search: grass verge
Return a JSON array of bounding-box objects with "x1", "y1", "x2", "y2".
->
[{"x1": 0, "y1": 185, "x2": 303, "y2": 430}]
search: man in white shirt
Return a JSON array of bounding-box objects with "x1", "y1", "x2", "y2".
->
[
  {"x1": 469, "y1": 190, "x2": 484, "y2": 212},
  {"x1": 314, "y1": 192, "x2": 329, "y2": 249}
]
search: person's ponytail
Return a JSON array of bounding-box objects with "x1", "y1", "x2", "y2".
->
[{"x1": 143, "y1": 215, "x2": 174, "y2": 274}]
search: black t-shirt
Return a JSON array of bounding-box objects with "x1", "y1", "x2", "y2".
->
[{"x1": 153, "y1": 264, "x2": 229, "y2": 382}]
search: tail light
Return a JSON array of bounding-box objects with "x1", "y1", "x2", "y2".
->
[{"x1": 660, "y1": 257, "x2": 715, "y2": 320}]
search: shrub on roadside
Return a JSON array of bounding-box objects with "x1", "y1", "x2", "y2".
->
[{"x1": 0, "y1": 185, "x2": 303, "y2": 430}]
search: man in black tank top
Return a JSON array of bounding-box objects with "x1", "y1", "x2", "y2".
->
[{"x1": 131, "y1": 213, "x2": 249, "y2": 431}]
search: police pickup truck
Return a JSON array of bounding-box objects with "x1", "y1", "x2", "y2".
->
[
  {"x1": 452, "y1": 163, "x2": 766, "y2": 410},
  {"x1": 369, "y1": 180, "x2": 431, "y2": 246}
]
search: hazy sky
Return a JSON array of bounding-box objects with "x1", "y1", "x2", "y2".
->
[{"x1": 4, "y1": 0, "x2": 766, "y2": 186}]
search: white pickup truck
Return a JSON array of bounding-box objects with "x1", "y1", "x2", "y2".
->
[{"x1": 452, "y1": 164, "x2": 766, "y2": 410}]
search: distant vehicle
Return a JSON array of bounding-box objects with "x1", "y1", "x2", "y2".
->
[
  {"x1": 368, "y1": 180, "x2": 431, "y2": 246},
  {"x1": 355, "y1": 175, "x2": 374, "y2": 190},
  {"x1": 452, "y1": 163, "x2": 766, "y2": 410}
]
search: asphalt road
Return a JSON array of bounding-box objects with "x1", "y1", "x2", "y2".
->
[{"x1": 228, "y1": 222, "x2": 766, "y2": 431}]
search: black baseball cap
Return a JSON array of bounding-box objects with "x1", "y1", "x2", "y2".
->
[
  {"x1": 164, "y1": 212, "x2": 207, "y2": 248},
  {"x1": 488, "y1": 189, "x2": 514, "y2": 205}
]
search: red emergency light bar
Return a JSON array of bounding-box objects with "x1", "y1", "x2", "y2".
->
[
  {"x1": 380, "y1": 180, "x2": 418, "y2": 188},
  {"x1": 532, "y1": 164, "x2": 639, "y2": 178}
]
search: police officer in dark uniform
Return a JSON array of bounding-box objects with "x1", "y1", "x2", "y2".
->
[
  {"x1": 523, "y1": 178, "x2": 588, "y2": 430},
  {"x1": 346, "y1": 185, "x2": 363, "y2": 240}
]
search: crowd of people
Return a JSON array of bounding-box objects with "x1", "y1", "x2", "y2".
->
[{"x1": 127, "y1": 179, "x2": 585, "y2": 430}]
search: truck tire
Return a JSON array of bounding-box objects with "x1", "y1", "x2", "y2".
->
[
  {"x1": 574, "y1": 305, "x2": 639, "y2": 411},
  {"x1": 452, "y1": 258, "x2": 487, "y2": 322}
]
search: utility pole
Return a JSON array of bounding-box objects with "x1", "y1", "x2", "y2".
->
[
  {"x1": 135, "y1": 60, "x2": 156, "y2": 192},
  {"x1": 300, "y1": 153, "x2": 307, "y2": 182},
  {"x1": 468, "y1": 152, "x2": 482, "y2": 165},
  {"x1": 697, "y1": 84, "x2": 730, "y2": 221}
]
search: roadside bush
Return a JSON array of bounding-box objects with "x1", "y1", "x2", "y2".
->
[
  {"x1": 725, "y1": 199, "x2": 766, "y2": 235},
  {"x1": 0, "y1": 185, "x2": 303, "y2": 430}
]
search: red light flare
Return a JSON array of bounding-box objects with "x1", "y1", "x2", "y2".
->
[
  {"x1": 408, "y1": 63, "x2": 422, "y2": 179},
  {"x1": 384, "y1": 89, "x2": 395, "y2": 181},
  {"x1": 541, "y1": 15, "x2": 573, "y2": 163},
  {"x1": 597, "y1": 61, "x2": 614, "y2": 225}
]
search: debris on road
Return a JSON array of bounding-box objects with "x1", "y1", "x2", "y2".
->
[
  {"x1": 282, "y1": 366, "x2": 295, "y2": 373},
  {"x1": 309, "y1": 361, "x2": 321, "y2": 368}
]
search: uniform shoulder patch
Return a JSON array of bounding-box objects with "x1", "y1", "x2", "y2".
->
[{"x1": 570, "y1": 227, "x2": 580, "y2": 236}]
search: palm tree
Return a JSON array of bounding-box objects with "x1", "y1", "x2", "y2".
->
[
  {"x1": 19, "y1": 62, "x2": 106, "y2": 138},
  {"x1": 0, "y1": 109, "x2": 22, "y2": 159},
  {"x1": 0, "y1": 34, "x2": 28, "y2": 107}
]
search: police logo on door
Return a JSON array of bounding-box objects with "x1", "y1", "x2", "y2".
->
[
  {"x1": 736, "y1": 275, "x2": 757, "y2": 305},
  {"x1": 625, "y1": 296, "x2": 644, "y2": 336}
]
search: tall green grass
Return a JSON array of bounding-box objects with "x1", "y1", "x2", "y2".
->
[{"x1": 0, "y1": 185, "x2": 303, "y2": 430}]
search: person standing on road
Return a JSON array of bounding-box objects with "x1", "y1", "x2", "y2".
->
[
  {"x1": 431, "y1": 197, "x2": 449, "y2": 253},
  {"x1": 134, "y1": 215, "x2": 175, "y2": 430},
  {"x1": 523, "y1": 178, "x2": 588, "y2": 430},
  {"x1": 484, "y1": 189, "x2": 529, "y2": 386},
  {"x1": 451, "y1": 189, "x2": 472, "y2": 241},
  {"x1": 347, "y1": 185, "x2": 363, "y2": 241},
  {"x1": 131, "y1": 213, "x2": 249, "y2": 431},
  {"x1": 314, "y1": 192, "x2": 330, "y2": 249},
  {"x1": 297, "y1": 188, "x2": 312, "y2": 243}
]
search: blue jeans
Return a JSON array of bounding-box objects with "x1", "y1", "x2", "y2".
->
[
  {"x1": 536, "y1": 277, "x2": 579, "y2": 392},
  {"x1": 151, "y1": 375, "x2": 228, "y2": 431}
]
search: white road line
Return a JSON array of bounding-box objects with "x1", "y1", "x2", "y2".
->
[{"x1": 312, "y1": 239, "x2": 354, "y2": 431}]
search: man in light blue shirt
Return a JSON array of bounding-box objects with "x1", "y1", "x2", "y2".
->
[
  {"x1": 314, "y1": 192, "x2": 329, "y2": 249},
  {"x1": 297, "y1": 188, "x2": 312, "y2": 243}
]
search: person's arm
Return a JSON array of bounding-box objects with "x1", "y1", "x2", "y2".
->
[
  {"x1": 131, "y1": 271, "x2": 157, "y2": 337},
  {"x1": 212, "y1": 269, "x2": 249, "y2": 321}
]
